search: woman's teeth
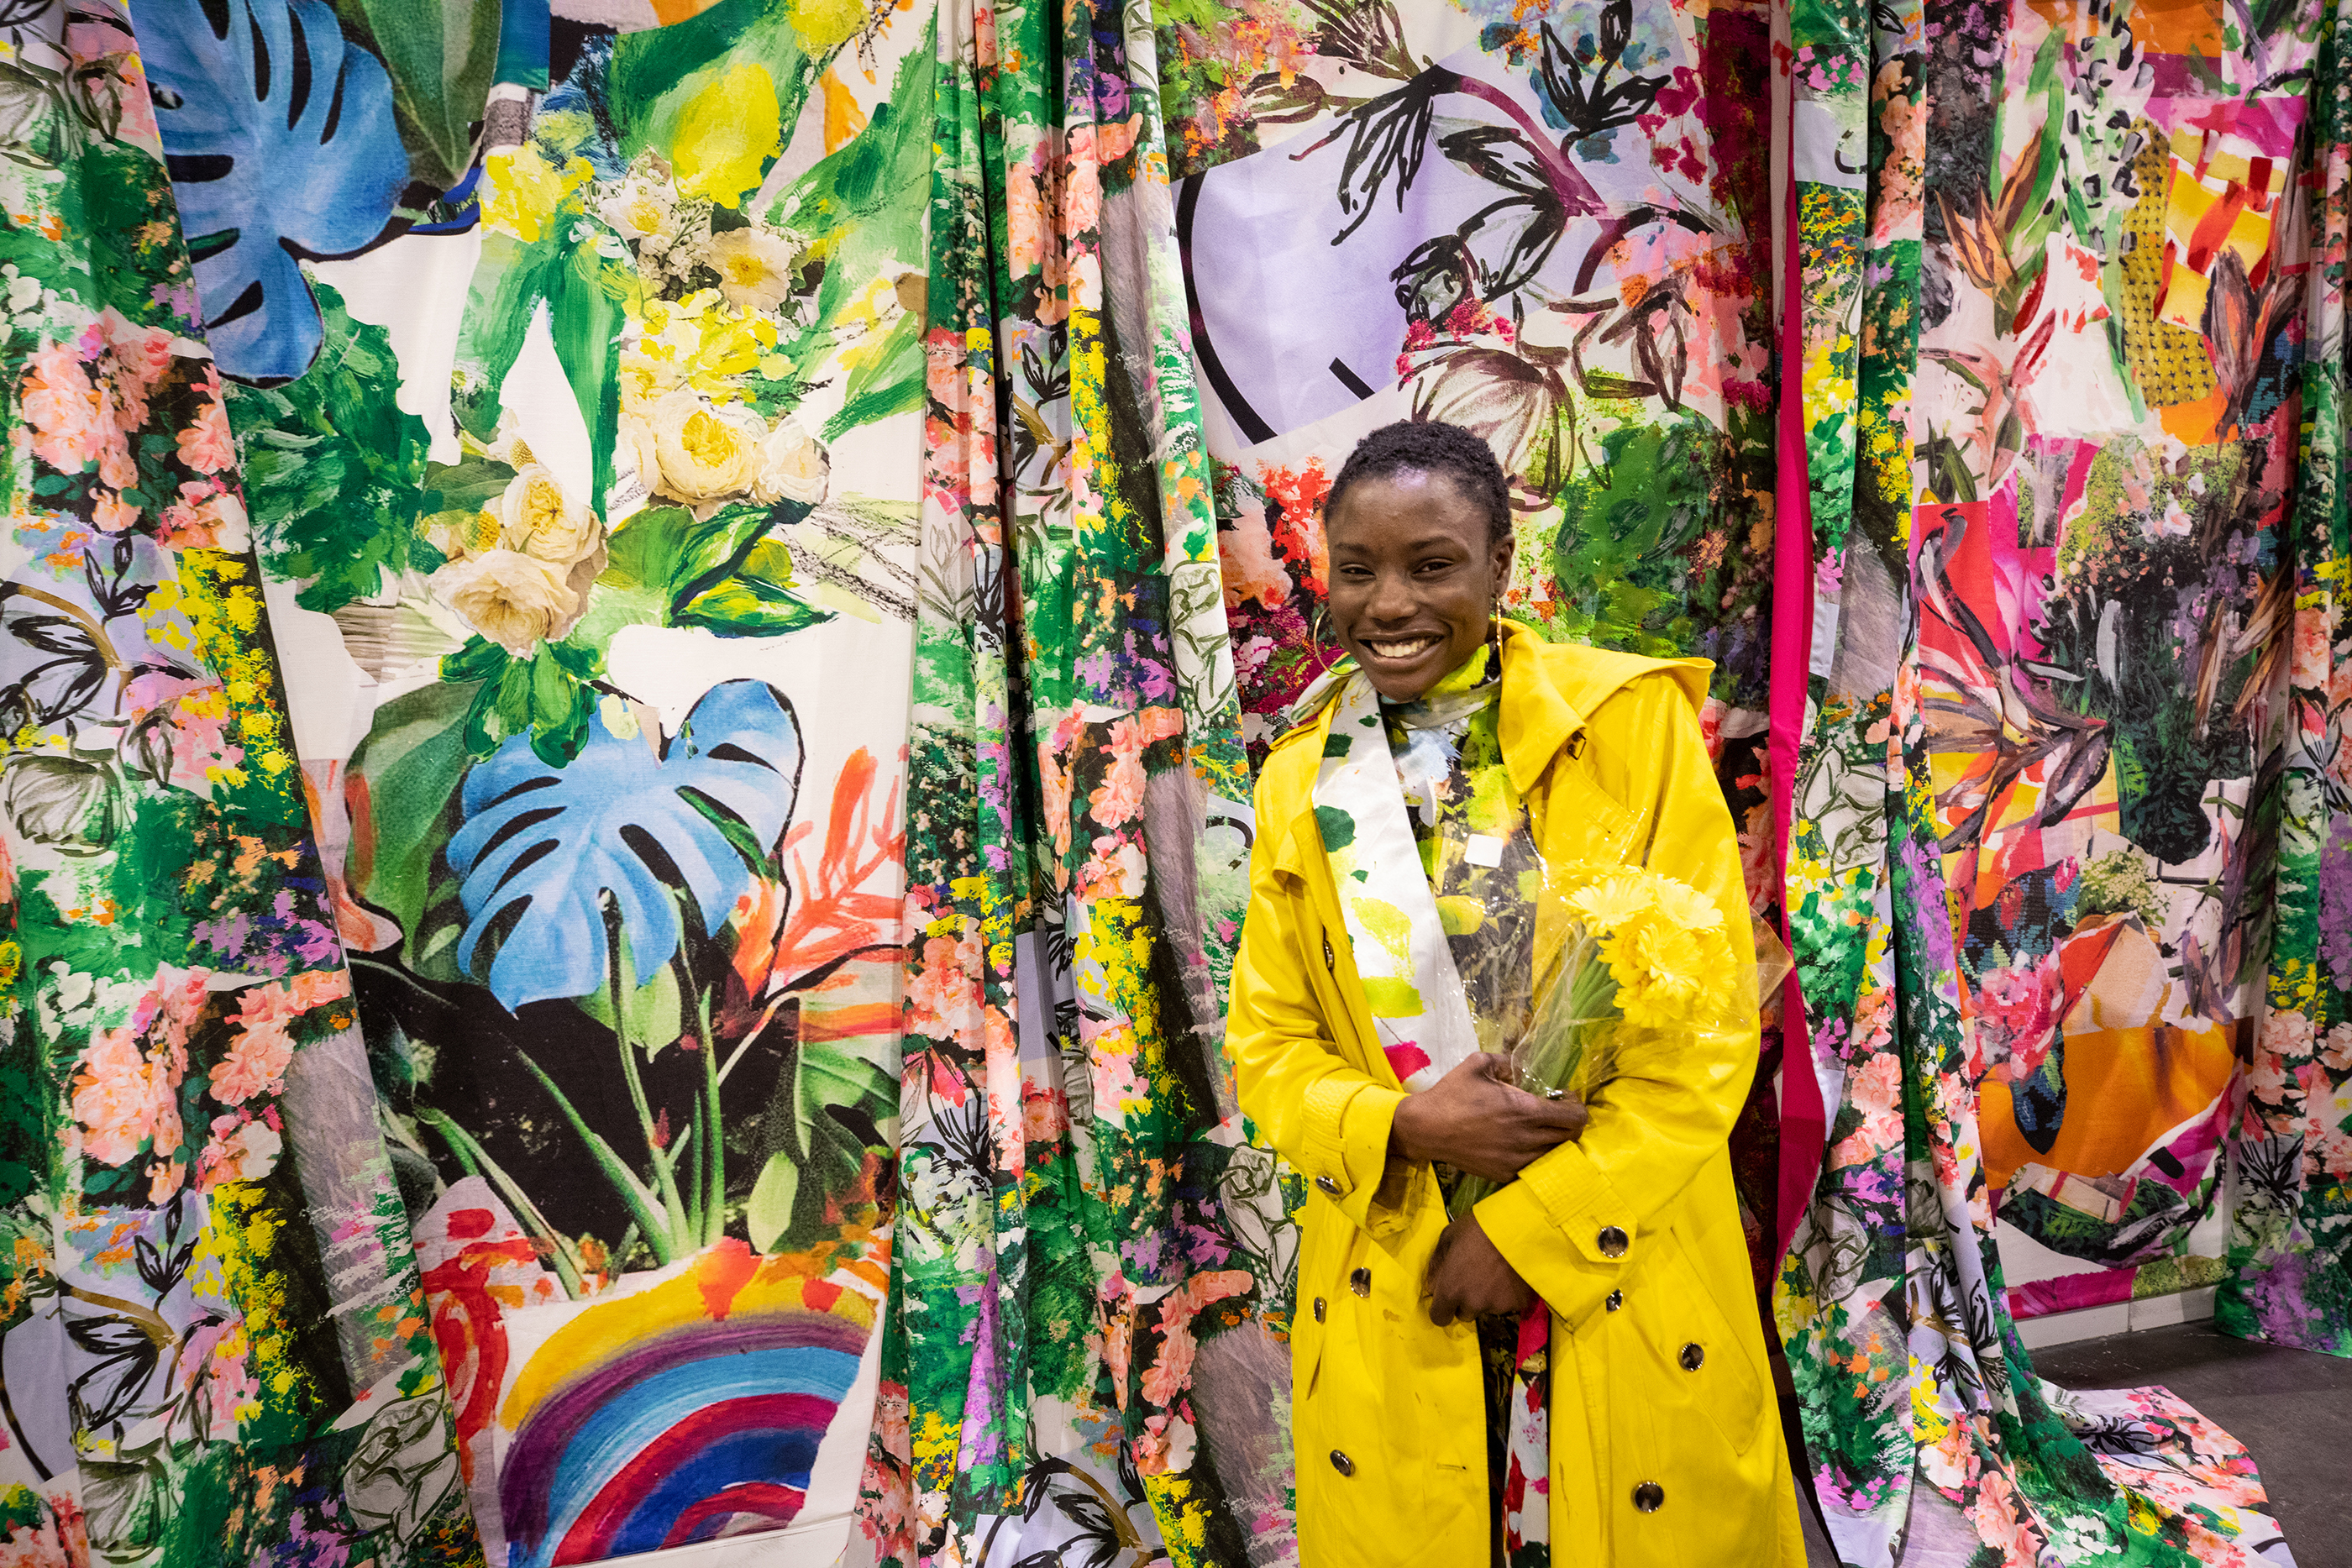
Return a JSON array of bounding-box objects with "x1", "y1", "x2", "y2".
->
[{"x1": 1366, "y1": 636, "x2": 1438, "y2": 660}]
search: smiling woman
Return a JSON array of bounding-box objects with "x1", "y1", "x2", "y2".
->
[
  {"x1": 1322, "y1": 422, "x2": 1516, "y2": 700},
  {"x1": 1227, "y1": 418, "x2": 1801, "y2": 1566}
]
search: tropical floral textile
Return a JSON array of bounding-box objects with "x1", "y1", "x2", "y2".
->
[
  {"x1": 847, "y1": 0, "x2": 1280, "y2": 1560},
  {"x1": 1776, "y1": 0, "x2": 2346, "y2": 1560},
  {"x1": 0, "y1": 4, "x2": 478, "y2": 1565},
  {"x1": 137, "y1": 0, "x2": 932, "y2": 1560},
  {"x1": 0, "y1": 0, "x2": 2343, "y2": 1565}
]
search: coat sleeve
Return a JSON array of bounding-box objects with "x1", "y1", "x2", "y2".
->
[
  {"x1": 1472, "y1": 672, "x2": 1759, "y2": 1324},
  {"x1": 1225, "y1": 776, "x2": 1425, "y2": 1247}
]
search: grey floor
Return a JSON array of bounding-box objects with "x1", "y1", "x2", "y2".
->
[{"x1": 1790, "y1": 1322, "x2": 2352, "y2": 1568}]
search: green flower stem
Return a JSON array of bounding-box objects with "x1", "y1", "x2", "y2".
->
[
  {"x1": 690, "y1": 1085, "x2": 711, "y2": 1245},
  {"x1": 1519, "y1": 954, "x2": 1620, "y2": 1092},
  {"x1": 607, "y1": 917, "x2": 691, "y2": 1251},
  {"x1": 672, "y1": 952, "x2": 712, "y2": 1242},
  {"x1": 1449, "y1": 933, "x2": 1623, "y2": 1218},
  {"x1": 692, "y1": 973, "x2": 725, "y2": 1248},
  {"x1": 503, "y1": 1034, "x2": 676, "y2": 1266},
  {"x1": 415, "y1": 1105, "x2": 589, "y2": 1298},
  {"x1": 660, "y1": 1122, "x2": 698, "y2": 1213}
]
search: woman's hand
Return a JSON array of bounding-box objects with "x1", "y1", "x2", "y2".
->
[
  {"x1": 1389, "y1": 1054, "x2": 1588, "y2": 1183},
  {"x1": 1425, "y1": 1214, "x2": 1536, "y2": 1326}
]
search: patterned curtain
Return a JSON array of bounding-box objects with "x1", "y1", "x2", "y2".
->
[
  {"x1": 1778, "y1": 0, "x2": 2339, "y2": 1560},
  {"x1": 865, "y1": 0, "x2": 1281, "y2": 1560},
  {"x1": 1155, "y1": 0, "x2": 1788, "y2": 1275},
  {"x1": 107, "y1": 0, "x2": 932, "y2": 1561},
  {"x1": 2, "y1": 0, "x2": 2347, "y2": 1565},
  {"x1": 2233, "y1": 0, "x2": 2352, "y2": 1360},
  {"x1": 0, "y1": 3, "x2": 479, "y2": 1563}
]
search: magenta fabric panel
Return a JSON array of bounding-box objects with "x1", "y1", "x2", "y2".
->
[{"x1": 1771, "y1": 99, "x2": 1824, "y2": 1263}]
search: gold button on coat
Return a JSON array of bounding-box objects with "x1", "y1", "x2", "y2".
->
[
  {"x1": 1312, "y1": 1297, "x2": 1326, "y2": 1322},
  {"x1": 1597, "y1": 1225, "x2": 1629, "y2": 1256},
  {"x1": 1679, "y1": 1342, "x2": 1704, "y2": 1371},
  {"x1": 1349, "y1": 1266, "x2": 1371, "y2": 1297},
  {"x1": 1633, "y1": 1481, "x2": 1665, "y2": 1513},
  {"x1": 1331, "y1": 1450, "x2": 1355, "y2": 1477}
]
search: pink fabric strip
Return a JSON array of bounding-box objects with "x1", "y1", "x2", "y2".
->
[
  {"x1": 1770, "y1": 90, "x2": 1826, "y2": 1266},
  {"x1": 2005, "y1": 1267, "x2": 2138, "y2": 1321}
]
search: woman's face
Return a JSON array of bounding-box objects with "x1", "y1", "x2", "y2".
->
[{"x1": 1325, "y1": 469, "x2": 1514, "y2": 701}]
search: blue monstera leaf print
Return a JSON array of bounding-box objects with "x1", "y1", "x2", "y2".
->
[
  {"x1": 135, "y1": 0, "x2": 411, "y2": 381},
  {"x1": 449, "y1": 681, "x2": 803, "y2": 1011}
]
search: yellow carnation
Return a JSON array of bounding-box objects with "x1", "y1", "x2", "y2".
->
[{"x1": 1567, "y1": 873, "x2": 1656, "y2": 932}]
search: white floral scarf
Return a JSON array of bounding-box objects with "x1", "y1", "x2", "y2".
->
[
  {"x1": 1313, "y1": 642, "x2": 1554, "y2": 1561},
  {"x1": 1310, "y1": 653, "x2": 1498, "y2": 1091}
]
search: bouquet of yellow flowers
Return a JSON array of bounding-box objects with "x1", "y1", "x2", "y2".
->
[{"x1": 1446, "y1": 863, "x2": 1767, "y2": 1215}]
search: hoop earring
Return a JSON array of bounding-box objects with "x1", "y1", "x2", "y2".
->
[{"x1": 1309, "y1": 603, "x2": 1344, "y2": 663}]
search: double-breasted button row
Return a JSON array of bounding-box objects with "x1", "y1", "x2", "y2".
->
[{"x1": 1596, "y1": 1225, "x2": 1629, "y2": 1257}]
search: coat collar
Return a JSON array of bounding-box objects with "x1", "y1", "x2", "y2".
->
[
  {"x1": 1497, "y1": 620, "x2": 1714, "y2": 794},
  {"x1": 1269, "y1": 620, "x2": 1713, "y2": 863},
  {"x1": 1497, "y1": 621, "x2": 1582, "y2": 797}
]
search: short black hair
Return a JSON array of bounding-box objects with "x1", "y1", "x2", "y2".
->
[{"x1": 1325, "y1": 420, "x2": 1510, "y2": 545}]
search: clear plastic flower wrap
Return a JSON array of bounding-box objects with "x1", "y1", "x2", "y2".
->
[{"x1": 1416, "y1": 801, "x2": 1794, "y2": 1218}]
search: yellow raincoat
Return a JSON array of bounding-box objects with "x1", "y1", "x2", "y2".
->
[{"x1": 1226, "y1": 623, "x2": 1803, "y2": 1565}]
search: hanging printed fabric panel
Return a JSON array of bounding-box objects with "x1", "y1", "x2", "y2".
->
[
  {"x1": 1132, "y1": 6, "x2": 1790, "y2": 1544},
  {"x1": 1158, "y1": 0, "x2": 1777, "y2": 793},
  {"x1": 1155, "y1": 0, "x2": 1788, "y2": 1278},
  {"x1": 856, "y1": 0, "x2": 1279, "y2": 1560},
  {"x1": 1777, "y1": 0, "x2": 2333, "y2": 1558},
  {"x1": 129, "y1": 0, "x2": 937, "y2": 1558},
  {"x1": 2238, "y1": 0, "x2": 2352, "y2": 1359},
  {"x1": 0, "y1": 2, "x2": 481, "y2": 1565}
]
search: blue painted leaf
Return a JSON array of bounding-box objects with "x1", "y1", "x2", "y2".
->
[
  {"x1": 448, "y1": 680, "x2": 802, "y2": 1010},
  {"x1": 137, "y1": 0, "x2": 411, "y2": 380}
]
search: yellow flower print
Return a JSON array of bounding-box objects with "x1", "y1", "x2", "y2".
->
[
  {"x1": 1802, "y1": 335, "x2": 1857, "y2": 432},
  {"x1": 707, "y1": 227, "x2": 799, "y2": 312},
  {"x1": 483, "y1": 144, "x2": 593, "y2": 243},
  {"x1": 790, "y1": 0, "x2": 871, "y2": 50},
  {"x1": 673, "y1": 65, "x2": 784, "y2": 208}
]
